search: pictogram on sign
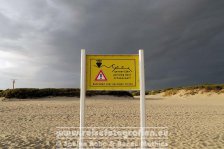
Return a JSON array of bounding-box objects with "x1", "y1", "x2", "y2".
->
[{"x1": 95, "y1": 70, "x2": 107, "y2": 81}]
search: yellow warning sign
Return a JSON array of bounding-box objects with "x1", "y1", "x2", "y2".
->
[{"x1": 86, "y1": 55, "x2": 139, "y2": 90}]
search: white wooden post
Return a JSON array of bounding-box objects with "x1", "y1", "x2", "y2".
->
[
  {"x1": 80, "y1": 49, "x2": 86, "y2": 149},
  {"x1": 139, "y1": 49, "x2": 146, "y2": 148}
]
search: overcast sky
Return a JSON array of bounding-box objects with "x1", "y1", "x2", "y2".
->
[{"x1": 0, "y1": 0, "x2": 224, "y2": 90}]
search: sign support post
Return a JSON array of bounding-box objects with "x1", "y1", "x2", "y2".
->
[
  {"x1": 139, "y1": 49, "x2": 146, "y2": 148},
  {"x1": 80, "y1": 49, "x2": 145, "y2": 148},
  {"x1": 80, "y1": 49, "x2": 86, "y2": 149}
]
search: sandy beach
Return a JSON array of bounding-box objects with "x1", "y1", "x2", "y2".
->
[{"x1": 0, "y1": 94, "x2": 224, "y2": 148}]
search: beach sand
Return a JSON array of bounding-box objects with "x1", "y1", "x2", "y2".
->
[{"x1": 0, "y1": 94, "x2": 223, "y2": 148}]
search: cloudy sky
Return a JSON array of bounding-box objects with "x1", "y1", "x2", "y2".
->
[{"x1": 0, "y1": 0, "x2": 224, "y2": 90}]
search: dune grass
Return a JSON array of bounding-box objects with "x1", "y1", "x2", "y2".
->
[{"x1": 146, "y1": 84, "x2": 224, "y2": 96}]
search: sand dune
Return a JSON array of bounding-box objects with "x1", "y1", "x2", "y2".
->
[{"x1": 0, "y1": 94, "x2": 224, "y2": 148}]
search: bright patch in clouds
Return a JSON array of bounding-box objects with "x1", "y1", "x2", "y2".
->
[
  {"x1": 0, "y1": 51, "x2": 23, "y2": 68},
  {"x1": 0, "y1": 59, "x2": 14, "y2": 69}
]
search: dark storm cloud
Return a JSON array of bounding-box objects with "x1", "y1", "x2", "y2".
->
[{"x1": 0, "y1": 0, "x2": 224, "y2": 89}]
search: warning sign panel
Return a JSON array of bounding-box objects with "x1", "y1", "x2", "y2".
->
[
  {"x1": 86, "y1": 55, "x2": 139, "y2": 90},
  {"x1": 95, "y1": 70, "x2": 107, "y2": 81}
]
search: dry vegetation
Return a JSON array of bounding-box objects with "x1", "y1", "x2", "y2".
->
[
  {"x1": 1, "y1": 84, "x2": 223, "y2": 99},
  {"x1": 0, "y1": 88, "x2": 133, "y2": 99},
  {"x1": 147, "y1": 84, "x2": 224, "y2": 96}
]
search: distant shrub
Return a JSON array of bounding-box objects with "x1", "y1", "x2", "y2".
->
[
  {"x1": 131, "y1": 91, "x2": 140, "y2": 96},
  {"x1": 87, "y1": 91, "x2": 133, "y2": 97},
  {"x1": 0, "y1": 90, "x2": 3, "y2": 97},
  {"x1": 0, "y1": 88, "x2": 133, "y2": 99},
  {"x1": 147, "y1": 90, "x2": 162, "y2": 95},
  {"x1": 130, "y1": 91, "x2": 151, "y2": 96},
  {"x1": 2, "y1": 88, "x2": 80, "y2": 99},
  {"x1": 163, "y1": 88, "x2": 174, "y2": 91}
]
